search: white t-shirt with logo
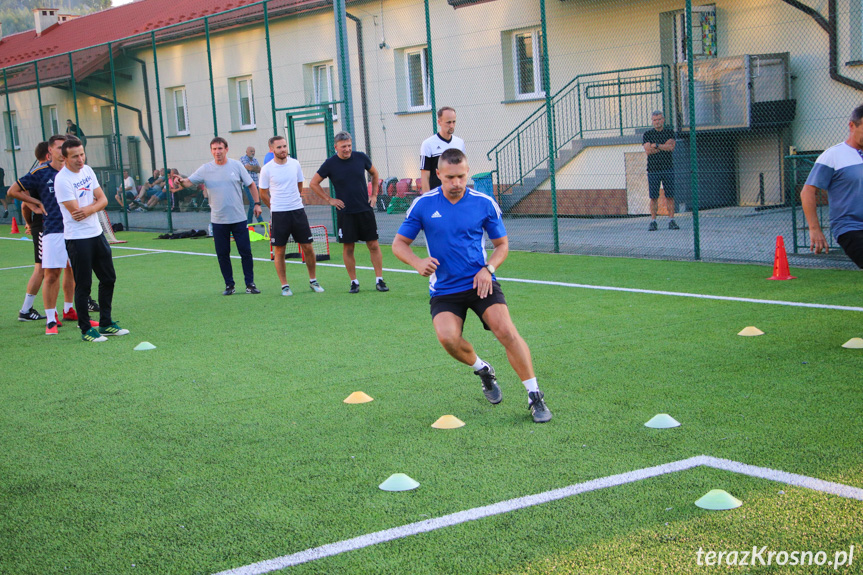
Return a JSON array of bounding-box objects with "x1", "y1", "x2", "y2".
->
[
  {"x1": 55, "y1": 164, "x2": 103, "y2": 240},
  {"x1": 259, "y1": 158, "x2": 305, "y2": 212}
]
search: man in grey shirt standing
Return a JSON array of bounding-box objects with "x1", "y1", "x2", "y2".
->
[{"x1": 179, "y1": 137, "x2": 263, "y2": 295}]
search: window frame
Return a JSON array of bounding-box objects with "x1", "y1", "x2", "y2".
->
[
  {"x1": 4, "y1": 110, "x2": 20, "y2": 150},
  {"x1": 405, "y1": 47, "x2": 431, "y2": 111},
  {"x1": 236, "y1": 77, "x2": 256, "y2": 130},
  {"x1": 171, "y1": 87, "x2": 190, "y2": 136},
  {"x1": 48, "y1": 106, "x2": 59, "y2": 135},
  {"x1": 312, "y1": 63, "x2": 338, "y2": 120},
  {"x1": 512, "y1": 28, "x2": 545, "y2": 100}
]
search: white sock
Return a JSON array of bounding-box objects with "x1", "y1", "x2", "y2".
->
[
  {"x1": 471, "y1": 357, "x2": 488, "y2": 371},
  {"x1": 522, "y1": 377, "x2": 539, "y2": 394},
  {"x1": 21, "y1": 293, "x2": 36, "y2": 314},
  {"x1": 351, "y1": 279, "x2": 359, "y2": 286},
  {"x1": 376, "y1": 276, "x2": 383, "y2": 283},
  {"x1": 309, "y1": 278, "x2": 316, "y2": 283},
  {"x1": 64, "y1": 302, "x2": 73, "y2": 313},
  {"x1": 46, "y1": 308, "x2": 57, "y2": 323}
]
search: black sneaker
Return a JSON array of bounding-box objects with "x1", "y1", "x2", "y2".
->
[
  {"x1": 648, "y1": 220, "x2": 658, "y2": 232},
  {"x1": 528, "y1": 391, "x2": 552, "y2": 423},
  {"x1": 475, "y1": 365, "x2": 502, "y2": 404},
  {"x1": 668, "y1": 219, "x2": 680, "y2": 230},
  {"x1": 245, "y1": 283, "x2": 261, "y2": 294},
  {"x1": 222, "y1": 285, "x2": 235, "y2": 296},
  {"x1": 18, "y1": 308, "x2": 46, "y2": 322},
  {"x1": 88, "y1": 297, "x2": 100, "y2": 312},
  {"x1": 349, "y1": 282, "x2": 360, "y2": 294},
  {"x1": 375, "y1": 279, "x2": 389, "y2": 292}
]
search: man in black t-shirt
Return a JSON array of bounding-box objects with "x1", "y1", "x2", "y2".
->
[
  {"x1": 309, "y1": 132, "x2": 388, "y2": 293},
  {"x1": 642, "y1": 111, "x2": 678, "y2": 231}
]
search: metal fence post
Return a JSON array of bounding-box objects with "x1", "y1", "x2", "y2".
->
[
  {"x1": 334, "y1": 0, "x2": 354, "y2": 137},
  {"x1": 685, "y1": 0, "x2": 701, "y2": 260},
  {"x1": 68, "y1": 53, "x2": 80, "y2": 134},
  {"x1": 152, "y1": 32, "x2": 173, "y2": 234},
  {"x1": 425, "y1": 0, "x2": 437, "y2": 132},
  {"x1": 205, "y1": 18, "x2": 218, "y2": 137},
  {"x1": 108, "y1": 43, "x2": 130, "y2": 231},
  {"x1": 35, "y1": 62, "x2": 45, "y2": 141},
  {"x1": 540, "y1": 0, "x2": 558, "y2": 252},
  {"x1": 264, "y1": 1, "x2": 278, "y2": 137},
  {"x1": 3, "y1": 69, "x2": 18, "y2": 179}
]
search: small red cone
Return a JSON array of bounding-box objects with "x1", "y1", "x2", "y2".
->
[
  {"x1": 10, "y1": 218, "x2": 20, "y2": 234},
  {"x1": 767, "y1": 235, "x2": 797, "y2": 280}
]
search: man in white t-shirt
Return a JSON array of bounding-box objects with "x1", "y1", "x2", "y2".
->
[
  {"x1": 259, "y1": 136, "x2": 324, "y2": 296},
  {"x1": 419, "y1": 107, "x2": 465, "y2": 194},
  {"x1": 55, "y1": 137, "x2": 130, "y2": 342},
  {"x1": 114, "y1": 170, "x2": 137, "y2": 210}
]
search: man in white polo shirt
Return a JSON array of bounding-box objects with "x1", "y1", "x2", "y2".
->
[
  {"x1": 259, "y1": 135, "x2": 325, "y2": 296},
  {"x1": 419, "y1": 106, "x2": 465, "y2": 194},
  {"x1": 55, "y1": 137, "x2": 129, "y2": 342}
]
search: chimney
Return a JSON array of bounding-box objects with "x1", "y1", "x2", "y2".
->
[{"x1": 33, "y1": 7, "x2": 59, "y2": 36}]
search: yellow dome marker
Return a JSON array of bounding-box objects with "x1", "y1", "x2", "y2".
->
[
  {"x1": 738, "y1": 326, "x2": 764, "y2": 336},
  {"x1": 344, "y1": 391, "x2": 374, "y2": 404},
  {"x1": 431, "y1": 415, "x2": 465, "y2": 429},
  {"x1": 842, "y1": 337, "x2": 863, "y2": 349}
]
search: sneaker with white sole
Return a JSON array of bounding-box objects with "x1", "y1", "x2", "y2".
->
[
  {"x1": 309, "y1": 280, "x2": 325, "y2": 293},
  {"x1": 246, "y1": 283, "x2": 261, "y2": 294},
  {"x1": 475, "y1": 365, "x2": 502, "y2": 404},
  {"x1": 281, "y1": 285, "x2": 293, "y2": 297},
  {"x1": 45, "y1": 321, "x2": 58, "y2": 335},
  {"x1": 18, "y1": 308, "x2": 46, "y2": 322},
  {"x1": 82, "y1": 327, "x2": 108, "y2": 342},
  {"x1": 528, "y1": 391, "x2": 552, "y2": 423},
  {"x1": 98, "y1": 322, "x2": 130, "y2": 336},
  {"x1": 376, "y1": 279, "x2": 389, "y2": 292},
  {"x1": 88, "y1": 297, "x2": 100, "y2": 312}
]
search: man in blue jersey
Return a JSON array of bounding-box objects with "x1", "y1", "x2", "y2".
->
[
  {"x1": 802, "y1": 104, "x2": 863, "y2": 267},
  {"x1": 392, "y1": 149, "x2": 552, "y2": 423}
]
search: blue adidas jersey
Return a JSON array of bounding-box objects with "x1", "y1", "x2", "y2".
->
[
  {"x1": 805, "y1": 143, "x2": 863, "y2": 240},
  {"x1": 397, "y1": 188, "x2": 507, "y2": 296},
  {"x1": 17, "y1": 163, "x2": 62, "y2": 235}
]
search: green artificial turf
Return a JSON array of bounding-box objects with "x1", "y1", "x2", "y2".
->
[{"x1": 0, "y1": 231, "x2": 861, "y2": 574}]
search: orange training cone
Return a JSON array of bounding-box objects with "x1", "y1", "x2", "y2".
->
[
  {"x1": 767, "y1": 236, "x2": 796, "y2": 280},
  {"x1": 10, "y1": 218, "x2": 20, "y2": 234}
]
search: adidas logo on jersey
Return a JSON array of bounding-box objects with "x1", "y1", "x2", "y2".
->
[{"x1": 431, "y1": 211, "x2": 442, "y2": 218}]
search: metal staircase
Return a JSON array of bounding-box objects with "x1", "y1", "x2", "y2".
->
[{"x1": 487, "y1": 65, "x2": 672, "y2": 212}]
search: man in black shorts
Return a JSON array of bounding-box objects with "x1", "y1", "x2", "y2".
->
[
  {"x1": 259, "y1": 136, "x2": 325, "y2": 296},
  {"x1": 643, "y1": 110, "x2": 678, "y2": 231},
  {"x1": 392, "y1": 149, "x2": 552, "y2": 423},
  {"x1": 309, "y1": 131, "x2": 388, "y2": 293}
]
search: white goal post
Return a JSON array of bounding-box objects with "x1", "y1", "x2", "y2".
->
[{"x1": 97, "y1": 210, "x2": 127, "y2": 244}]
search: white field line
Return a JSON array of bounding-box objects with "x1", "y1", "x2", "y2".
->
[
  {"x1": 110, "y1": 245, "x2": 863, "y2": 313},
  {"x1": 0, "y1": 265, "x2": 36, "y2": 271},
  {"x1": 211, "y1": 455, "x2": 863, "y2": 575}
]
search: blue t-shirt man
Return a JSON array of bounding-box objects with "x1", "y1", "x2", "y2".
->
[
  {"x1": 397, "y1": 188, "x2": 506, "y2": 296},
  {"x1": 804, "y1": 143, "x2": 863, "y2": 240}
]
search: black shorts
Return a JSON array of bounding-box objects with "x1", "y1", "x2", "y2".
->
[
  {"x1": 337, "y1": 210, "x2": 378, "y2": 243},
  {"x1": 429, "y1": 281, "x2": 507, "y2": 331},
  {"x1": 837, "y1": 230, "x2": 863, "y2": 269},
  {"x1": 271, "y1": 209, "x2": 313, "y2": 246},
  {"x1": 648, "y1": 171, "x2": 675, "y2": 199},
  {"x1": 32, "y1": 227, "x2": 43, "y2": 264}
]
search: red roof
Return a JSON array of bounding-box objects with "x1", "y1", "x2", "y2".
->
[{"x1": 0, "y1": 0, "x2": 334, "y2": 79}]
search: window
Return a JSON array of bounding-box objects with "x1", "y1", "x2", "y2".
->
[
  {"x1": 513, "y1": 29, "x2": 545, "y2": 99},
  {"x1": 173, "y1": 88, "x2": 189, "y2": 135},
  {"x1": 228, "y1": 77, "x2": 255, "y2": 130},
  {"x1": 406, "y1": 47, "x2": 430, "y2": 110},
  {"x1": 4, "y1": 111, "x2": 20, "y2": 150},
  {"x1": 48, "y1": 106, "x2": 59, "y2": 135},
  {"x1": 313, "y1": 63, "x2": 338, "y2": 119}
]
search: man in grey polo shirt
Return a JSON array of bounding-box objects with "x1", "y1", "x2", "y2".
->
[{"x1": 179, "y1": 137, "x2": 262, "y2": 295}]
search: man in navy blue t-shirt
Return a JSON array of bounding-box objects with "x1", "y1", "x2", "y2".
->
[
  {"x1": 392, "y1": 149, "x2": 552, "y2": 423},
  {"x1": 310, "y1": 131, "x2": 387, "y2": 293}
]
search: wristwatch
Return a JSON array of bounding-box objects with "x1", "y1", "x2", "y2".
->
[{"x1": 485, "y1": 264, "x2": 496, "y2": 274}]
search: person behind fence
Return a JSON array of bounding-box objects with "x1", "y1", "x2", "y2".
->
[
  {"x1": 179, "y1": 137, "x2": 262, "y2": 295},
  {"x1": 241, "y1": 146, "x2": 264, "y2": 223},
  {"x1": 55, "y1": 137, "x2": 129, "y2": 342},
  {"x1": 259, "y1": 135, "x2": 325, "y2": 297},
  {"x1": 115, "y1": 170, "x2": 137, "y2": 210},
  {"x1": 392, "y1": 149, "x2": 552, "y2": 424},
  {"x1": 420, "y1": 106, "x2": 465, "y2": 194},
  {"x1": 643, "y1": 110, "x2": 678, "y2": 231},
  {"x1": 65, "y1": 119, "x2": 86, "y2": 147},
  {"x1": 801, "y1": 104, "x2": 863, "y2": 268},
  {"x1": 309, "y1": 131, "x2": 388, "y2": 294}
]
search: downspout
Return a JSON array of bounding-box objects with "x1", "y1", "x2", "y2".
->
[
  {"x1": 828, "y1": 0, "x2": 863, "y2": 92},
  {"x1": 123, "y1": 51, "x2": 157, "y2": 171},
  {"x1": 346, "y1": 11, "x2": 371, "y2": 159},
  {"x1": 57, "y1": 85, "x2": 151, "y2": 151}
]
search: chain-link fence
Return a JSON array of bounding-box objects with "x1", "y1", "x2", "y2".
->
[{"x1": 2, "y1": 0, "x2": 860, "y2": 269}]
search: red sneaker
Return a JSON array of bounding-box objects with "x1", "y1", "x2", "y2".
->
[
  {"x1": 90, "y1": 320, "x2": 99, "y2": 327},
  {"x1": 45, "y1": 321, "x2": 58, "y2": 335},
  {"x1": 63, "y1": 308, "x2": 78, "y2": 321}
]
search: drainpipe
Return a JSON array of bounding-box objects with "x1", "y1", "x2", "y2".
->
[
  {"x1": 123, "y1": 52, "x2": 157, "y2": 171},
  {"x1": 346, "y1": 12, "x2": 371, "y2": 159},
  {"x1": 57, "y1": 85, "x2": 151, "y2": 154}
]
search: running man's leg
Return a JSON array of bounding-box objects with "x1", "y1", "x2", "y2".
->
[
  {"x1": 481, "y1": 303, "x2": 535, "y2": 381},
  {"x1": 432, "y1": 312, "x2": 477, "y2": 365}
]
